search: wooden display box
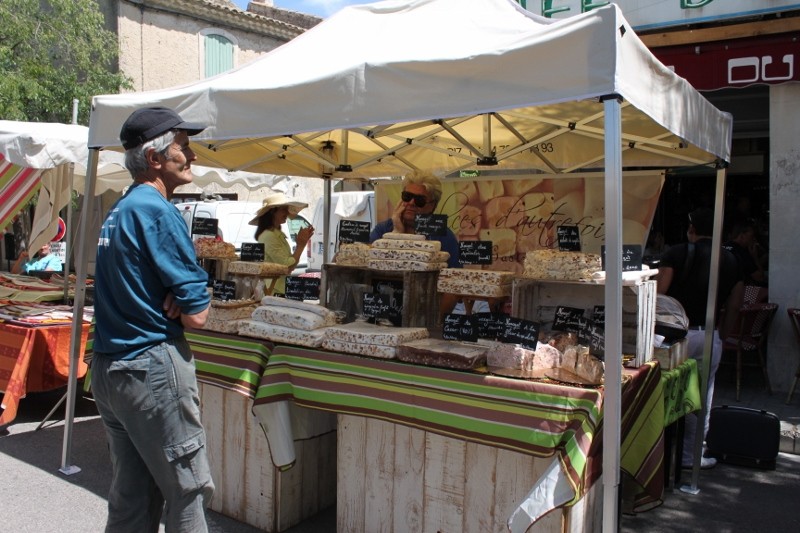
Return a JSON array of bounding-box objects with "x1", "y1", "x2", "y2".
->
[
  {"x1": 511, "y1": 278, "x2": 657, "y2": 365},
  {"x1": 322, "y1": 264, "x2": 440, "y2": 329},
  {"x1": 653, "y1": 337, "x2": 688, "y2": 370},
  {"x1": 198, "y1": 383, "x2": 336, "y2": 532}
]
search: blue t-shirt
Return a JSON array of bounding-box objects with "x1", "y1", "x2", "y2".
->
[
  {"x1": 370, "y1": 218, "x2": 461, "y2": 268},
  {"x1": 23, "y1": 253, "x2": 62, "y2": 273},
  {"x1": 93, "y1": 184, "x2": 210, "y2": 360}
]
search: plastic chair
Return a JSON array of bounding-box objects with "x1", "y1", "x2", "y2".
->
[
  {"x1": 786, "y1": 309, "x2": 800, "y2": 404},
  {"x1": 721, "y1": 302, "x2": 778, "y2": 401}
]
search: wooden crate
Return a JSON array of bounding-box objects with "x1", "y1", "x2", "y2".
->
[
  {"x1": 511, "y1": 279, "x2": 657, "y2": 364},
  {"x1": 322, "y1": 264, "x2": 440, "y2": 329},
  {"x1": 198, "y1": 383, "x2": 336, "y2": 532},
  {"x1": 337, "y1": 414, "x2": 601, "y2": 533},
  {"x1": 653, "y1": 337, "x2": 689, "y2": 370}
]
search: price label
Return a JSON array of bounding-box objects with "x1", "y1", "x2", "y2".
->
[
  {"x1": 284, "y1": 276, "x2": 321, "y2": 301},
  {"x1": 211, "y1": 278, "x2": 236, "y2": 301},
  {"x1": 601, "y1": 244, "x2": 643, "y2": 272},
  {"x1": 192, "y1": 217, "x2": 218, "y2": 237},
  {"x1": 414, "y1": 214, "x2": 447, "y2": 237},
  {"x1": 458, "y1": 241, "x2": 493, "y2": 265},
  {"x1": 502, "y1": 317, "x2": 540, "y2": 351},
  {"x1": 552, "y1": 306, "x2": 586, "y2": 333},
  {"x1": 442, "y1": 314, "x2": 478, "y2": 342},
  {"x1": 240, "y1": 242, "x2": 265, "y2": 262},
  {"x1": 556, "y1": 225, "x2": 581, "y2": 251},
  {"x1": 338, "y1": 220, "x2": 371, "y2": 244},
  {"x1": 362, "y1": 293, "x2": 391, "y2": 319}
]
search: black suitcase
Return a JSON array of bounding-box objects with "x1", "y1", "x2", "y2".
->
[{"x1": 706, "y1": 405, "x2": 780, "y2": 470}]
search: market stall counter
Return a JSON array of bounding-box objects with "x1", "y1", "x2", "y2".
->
[
  {"x1": 253, "y1": 345, "x2": 669, "y2": 533},
  {"x1": 185, "y1": 329, "x2": 336, "y2": 532}
]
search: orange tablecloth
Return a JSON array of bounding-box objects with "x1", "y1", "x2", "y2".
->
[{"x1": 0, "y1": 322, "x2": 89, "y2": 425}]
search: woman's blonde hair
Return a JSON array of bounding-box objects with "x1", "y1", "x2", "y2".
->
[{"x1": 402, "y1": 171, "x2": 442, "y2": 206}]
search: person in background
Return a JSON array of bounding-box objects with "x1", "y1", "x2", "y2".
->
[
  {"x1": 656, "y1": 207, "x2": 744, "y2": 470},
  {"x1": 91, "y1": 107, "x2": 214, "y2": 532},
  {"x1": 249, "y1": 192, "x2": 314, "y2": 296},
  {"x1": 723, "y1": 217, "x2": 766, "y2": 286},
  {"x1": 369, "y1": 170, "x2": 460, "y2": 268},
  {"x1": 11, "y1": 242, "x2": 62, "y2": 274}
]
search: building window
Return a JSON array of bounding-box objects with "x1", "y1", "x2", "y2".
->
[{"x1": 200, "y1": 29, "x2": 238, "y2": 78}]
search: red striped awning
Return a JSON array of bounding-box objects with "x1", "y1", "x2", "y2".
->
[{"x1": 0, "y1": 152, "x2": 42, "y2": 233}]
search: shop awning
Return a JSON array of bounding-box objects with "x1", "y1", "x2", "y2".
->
[{"x1": 0, "y1": 154, "x2": 42, "y2": 233}]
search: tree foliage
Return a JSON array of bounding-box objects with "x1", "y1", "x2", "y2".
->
[{"x1": 0, "y1": 0, "x2": 132, "y2": 124}]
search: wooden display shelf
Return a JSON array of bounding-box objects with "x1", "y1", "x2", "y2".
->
[
  {"x1": 322, "y1": 264, "x2": 440, "y2": 329},
  {"x1": 511, "y1": 278, "x2": 657, "y2": 365}
]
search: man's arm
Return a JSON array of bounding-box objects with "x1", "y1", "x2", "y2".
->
[
  {"x1": 656, "y1": 266, "x2": 674, "y2": 294},
  {"x1": 718, "y1": 280, "x2": 744, "y2": 340},
  {"x1": 163, "y1": 292, "x2": 209, "y2": 329}
]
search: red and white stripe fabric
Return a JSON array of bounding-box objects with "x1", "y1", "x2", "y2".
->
[{"x1": 0, "y1": 152, "x2": 42, "y2": 232}]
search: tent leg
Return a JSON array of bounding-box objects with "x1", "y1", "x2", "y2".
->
[{"x1": 35, "y1": 390, "x2": 68, "y2": 431}]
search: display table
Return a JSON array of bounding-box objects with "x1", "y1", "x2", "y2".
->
[
  {"x1": 0, "y1": 321, "x2": 89, "y2": 426},
  {"x1": 186, "y1": 329, "x2": 336, "y2": 532},
  {"x1": 253, "y1": 346, "x2": 666, "y2": 532}
]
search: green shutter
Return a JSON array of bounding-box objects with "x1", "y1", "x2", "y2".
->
[{"x1": 205, "y1": 34, "x2": 234, "y2": 77}]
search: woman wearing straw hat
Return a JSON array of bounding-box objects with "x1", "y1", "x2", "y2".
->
[{"x1": 249, "y1": 192, "x2": 314, "y2": 295}]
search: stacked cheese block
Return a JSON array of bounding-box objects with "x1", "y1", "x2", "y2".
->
[
  {"x1": 369, "y1": 233, "x2": 449, "y2": 271},
  {"x1": 204, "y1": 299, "x2": 258, "y2": 334},
  {"x1": 334, "y1": 242, "x2": 371, "y2": 266},
  {"x1": 522, "y1": 249, "x2": 602, "y2": 281},
  {"x1": 227, "y1": 261, "x2": 290, "y2": 276},
  {"x1": 397, "y1": 338, "x2": 488, "y2": 370},
  {"x1": 437, "y1": 268, "x2": 514, "y2": 298},
  {"x1": 322, "y1": 321, "x2": 428, "y2": 359},
  {"x1": 194, "y1": 237, "x2": 237, "y2": 259},
  {"x1": 238, "y1": 296, "x2": 337, "y2": 347}
]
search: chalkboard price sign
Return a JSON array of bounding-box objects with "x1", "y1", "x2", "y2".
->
[
  {"x1": 474, "y1": 312, "x2": 508, "y2": 340},
  {"x1": 601, "y1": 244, "x2": 643, "y2": 272},
  {"x1": 192, "y1": 217, "x2": 218, "y2": 237},
  {"x1": 240, "y1": 242, "x2": 265, "y2": 262},
  {"x1": 442, "y1": 314, "x2": 478, "y2": 342},
  {"x1": 284, "y1": 276, "x2": 321, "y2": 301},
  {"x1": 556, "y1": 225, "x2": 581, "y2": 251},
  {"x1": 458, "y1": 241, "x2": 493, "y2": 265},
  {"x1": 502, "y1": 317, "x2": 540, "y2": 351},
  {"x1": 362, "y1": 293, "x2": 391, "y2": 319},
  {"x1": 338, "y1": 220, "x2": 371, "y2": 244},
  {"x1": 552, "y1": 306, "x2": 586, "y2": 333},
  {"x1": 592, "y1": 306, "x2": 605, "y2": 326},
  {"x1": 211, "y1": 278, "x2": 236, "y2": 301},
  {"x1": 414, "y1": 214, "x2": 447, "y2": 237},
  {"x1": 579, "y1": 320, "x2": 605, "y2": 360}
]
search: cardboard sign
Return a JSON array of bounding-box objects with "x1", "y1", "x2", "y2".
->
[
  {"x1": 552, "y1": 306, "x2": 586, "y2": 333},
  {"x1": 211, "y1": 278, "x2": 236, "y2": 301},
  {"x1": 502, "y1": 317, "x2": 540, "y2": 351},
  {"x1": 362, "y1": 292, "x2": 391, "y2": 319},
  {"x1": 474, "y1": 312, "x2": 509, "y2": 340},
  {"x1": 601, "y1": 244, "x2": 643, "y2": 272},
  {"x1": 414, "y1": 214, "x2": 447, "y2": 237},
  {"x1": 284, "y1": 276, "x2": 321, "y2": 301},
  {"x1": 442, "y1": 314, "x2": 478, "y2": 342},
  {"x1": 458, "y1": 241, "x2": 493, "y2": 265},
  {"x1": 240, "y1": 242, "x2": 265, "y2": 262},
  {"x1": 338, "y1": 220, "x2": 371, "y2": 244},
  {"x1": 192, "y1": 217, "x2": 218, "y2": 237},
  {"x1": 557, "y1": 225, "x2": 581, "y2": 251}
]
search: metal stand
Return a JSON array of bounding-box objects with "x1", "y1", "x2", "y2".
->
[{"x1": 35, "y1": 390, "x2": 69, "y2": 431}]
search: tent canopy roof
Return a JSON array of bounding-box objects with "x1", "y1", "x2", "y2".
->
[{"x1": 87, "y1": 0, "x2": 732, "y2": 180}]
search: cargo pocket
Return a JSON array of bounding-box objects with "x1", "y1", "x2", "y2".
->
[
  {"x1": 163, "y1": 430, "x2": 213, "y2": 493},
  {"x1": 107, "y1": 358, "x2": 155, "y2": 411}
]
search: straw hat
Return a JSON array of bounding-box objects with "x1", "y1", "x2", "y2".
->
[{"x1": 248, "y1": 193, "x2": 308, "y2": 225}]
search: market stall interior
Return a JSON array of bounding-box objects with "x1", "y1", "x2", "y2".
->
[{"x1": 66, "y1": 0, "x2": 732, "y2": 531}]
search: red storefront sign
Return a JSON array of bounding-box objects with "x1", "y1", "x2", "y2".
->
[{"x1": 652, "y1": 33, "x2": 800, "y2": 90}]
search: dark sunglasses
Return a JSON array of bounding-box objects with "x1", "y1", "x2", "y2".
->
[{"x1": 401, "y1": 190, "x2": 429, "y2": 208}]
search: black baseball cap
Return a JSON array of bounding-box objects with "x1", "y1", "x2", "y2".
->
[
  {"x1": 120, "y1": 107, "x2": 206, "y2": 150},
  {"x1": 688, "y1": 207, "x2": 714, "y2": 236}
]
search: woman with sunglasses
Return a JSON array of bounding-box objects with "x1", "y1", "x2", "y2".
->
[{"x1": 369, "y1": 171, "x2": 460, "y2": 268}]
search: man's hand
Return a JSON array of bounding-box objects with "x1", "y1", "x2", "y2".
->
[
  {"x1": 391, "y1": 199, "x2": 407, "y2": 233},
  {"x1": 162, "y1": 292, "x2": 181, "y2": 319}
]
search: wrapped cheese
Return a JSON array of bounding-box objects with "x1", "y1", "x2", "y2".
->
[
  {"x1": 202, "y1": 317, "x2": 244, "y2": 334},
  {"x1": 436, "y1": 279, "x2": 512, "y2": 297},
  {"x1": 207, "y1": 300, "x2": 258, "y2": 322},
  {"x1": 372, "y1": 239, "x2": 441, "y2": 252},
  {"x1": 397, "y1": 338, "x2": 487, "y2": 370},
  {"x1": 322, "y1": 338, "x2": 397, "y2": 359},
  {"x1": 438, "y1": 268, "x2": 515, "y2": 285},
  {"x1": 324, "y1": 322, "x2": 428, "y2": 346},
  {"x1": 382, "y1": 232, "x2": 427, "y2": 241},
  {"x1": 228, "y1": 261, "x2": 290, "y2": 276},
  {"x1": 368, "y1": 259, "x2": 447, "y2": 271},
  {"x1": 522, "y1": 249, "x2": 601, "y2": 281},
  {"x1": 368, "y1": 248, "x2": 449, "y2": 263},
  {"x1": 251, "y1": 305, "x2": 335, "y2": 331},
  {"x1": 238, "y1": 319, "x2": 328, "y2": 348},
  {"x1": 260, "y1": 296, "x2": 336, "y2": 320},
  {"x1": 195, "y1": 237, "x2": 237, "y2": 259}
]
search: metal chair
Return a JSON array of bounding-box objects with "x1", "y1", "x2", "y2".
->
[
  {"x1": 786, "y1": 309, "x2": 800, "y2": 404},
  {"x1": 721, "y1": 302, "x2": 778, "y2": 401}
]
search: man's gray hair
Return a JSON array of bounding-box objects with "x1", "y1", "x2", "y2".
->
[
  {"x1": 402, "y1": 170, "x2": 443, "y2": 205},
  {"x1": 124, "y1": 130, "x2": 177, "y2": 177}
]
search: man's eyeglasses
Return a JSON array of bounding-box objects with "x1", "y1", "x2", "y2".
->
[{"x1": 401, "y1": 190, "x2": 429, "y2": 208}]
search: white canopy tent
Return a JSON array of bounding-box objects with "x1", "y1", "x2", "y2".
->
[{"x1": 75, "y1": 0, "x2": 732, "y2": 529}]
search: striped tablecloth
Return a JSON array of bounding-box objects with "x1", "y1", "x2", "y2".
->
[
  {"x1": 253, "y1": 345, "x2": 664, "y2": 512},
  {"x1": 185, "y1": 329, "x2": 274, "y2": 399},
  {"x1": 0, "y1": 322, "x2": 89, "y2": 425}
]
